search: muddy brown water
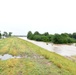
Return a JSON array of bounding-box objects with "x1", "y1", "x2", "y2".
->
[
  {"x1": 19, "y1": 37, "x2": 76, "y2": 57},
  {"x1": 1, "y1": 37, "x2": 76, "y2": 60}
]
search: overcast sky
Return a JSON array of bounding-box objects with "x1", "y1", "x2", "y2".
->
[{"x1": 0, "y1": 0, "x2": 76, "y2": 35}]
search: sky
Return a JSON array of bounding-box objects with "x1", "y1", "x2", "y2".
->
[{"x1": 0, "y1": 0, "x2": 76, "y2": 35}]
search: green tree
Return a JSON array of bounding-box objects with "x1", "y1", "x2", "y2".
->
[
  {"x1": 43, "y1": 32, "x2": 49, "y2": 36},
  {"x1": 0, "y1": 31, "x2": 1, "y2": 39},
  {"x1": 34, "y1": 31, "x2": 40, "y2": 35},
  {"x1": 3, "y1": 32, "x2": 8, "y2": 37},
  {"x1": 27, "y1": 31, "x2": 33, "y2": 39},
  {"x1": 52, "y1": 34, "x2": 63, "y2": 44},
  {"x1": 8, "y1": 32, "x2": 12, "y2": 37},
  {"x1": 72, "y1": 32, "x2": 76, "y2": 39},
  {"x1": 41, "y1": 35, "x2": 49, "y2": 42},
  {"x1": 33, "y1": 35, "x2": 41, "y2": 41},
  {"x1": 48, "y1": 34, "x2": 53, "y2": 42}
]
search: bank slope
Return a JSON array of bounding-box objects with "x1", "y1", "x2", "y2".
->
[{"x1": 0, "y1": 37, "x2": 76, "y2": 75}]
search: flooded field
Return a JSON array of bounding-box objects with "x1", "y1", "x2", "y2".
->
[{"x1": 19, "y1": 37, "x2": 76, "y2": 57}]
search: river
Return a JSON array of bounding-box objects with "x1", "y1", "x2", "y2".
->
[{"x1": 19, "y1": 37, "x2": 76, "y2": 57}]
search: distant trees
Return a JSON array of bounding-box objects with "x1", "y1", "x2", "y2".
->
[
  {"x1": 8, "y1": 32, "x2": 12, "y2": 37},
  {"x1": 27, "y1": 31, "x2": 52, "y2": 42},
  {"x1": 52, "y1": 33, "x2": 75, "y2": 44},
  {"x1": 43, "y1": 32, "x2": 49, "y2": 36},
  {"x1": 52, "y1": 34, "x2": 62, "y2": 44},
  {"x1": 72, "y1": 33, "x2": 76, "y2": 39},
  {"x1": 3, "y1": 32, "x2": 12, "y2": 37},
  {"x1": 3, "y1": 32, "x2": 8, "y2": 37},
  {"x1": 34, "y1": 31, "x2": 40, "y2": 35},
  {"x1": 27, "y1": 31, "x2": 76, "y2": 44},
  {"x1": 0, "y1": 31, "x2": 12, "y2": 39},
  {"x1": 0, "y1": 31, "x2": 2, "y2": 39},
  {"x1": 27, "y1": 31, "x2": 33, "y2": 39}
]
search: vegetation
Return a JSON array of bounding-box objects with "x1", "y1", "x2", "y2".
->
[
  {"x1": 66, "y1": 56, "x2": 76, "y2": 62},
  {"x1": 27, "y1": 31, "x2": 76, "y2": 44},
  {"x1": 0, "y1": 37, "x2": 76, "y2": 75},
  {"x1": 0, "y1": 31, "x2": 12, "y2": 39},
  {"x1": 0, "y1": 31, "x2": 2, "y2": 39}
]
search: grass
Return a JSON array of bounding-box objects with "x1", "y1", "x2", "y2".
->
[
  {"x1": 68, "y1": 56, "x2": 76, "y2": 62},
  {"x1": 0, "y1": 37, "x2": 76, "y2": 75}
]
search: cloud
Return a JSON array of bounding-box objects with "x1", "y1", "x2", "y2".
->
[{"x1": 0, "y1": 0, "x2": 76, "y2": 35}]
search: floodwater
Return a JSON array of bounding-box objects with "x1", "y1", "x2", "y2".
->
[
  {"x1": 19, "y1": 37, "x2": 76, "y2": 57},
  {"x1": 1, "y1": 37, "x2": 76, "y2": 60},
  {"x1": 0, "y1": 54, "x2": 21, "y2": 60}
]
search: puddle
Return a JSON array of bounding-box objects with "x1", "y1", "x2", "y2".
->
[{"x1": 0, "y1": 54, "x2": 21, "y2": 60}]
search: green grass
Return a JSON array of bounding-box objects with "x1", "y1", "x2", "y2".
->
[
  {"x1": 0, "y1": 37, "x2": 76, "y2": 75},
  {"x1": 69, "y1": 56, "x2": 76, "y2": 62}
]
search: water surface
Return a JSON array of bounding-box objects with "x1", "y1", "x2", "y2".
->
[
  {"x1": 19, "y1": 37, "x2": 76, "y2": 57},
  {"x1": 0, "y1": 54, "x2": 21, "y2": 60}
]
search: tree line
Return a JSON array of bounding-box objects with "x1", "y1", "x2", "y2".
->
[
  {"x1": 0, "y1": 31, "x2": 12, "y2": 39},
  {"x1": 27, "y1": 31, "x2": 76, "y2": 44}
]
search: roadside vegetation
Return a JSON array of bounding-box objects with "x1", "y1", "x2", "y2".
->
[
  {"x1": 0, "y1": 37, "x2": 76, "y2": 75},
  {"x1": 27, "y1": 31, "x2": 76, "y2": 44}
]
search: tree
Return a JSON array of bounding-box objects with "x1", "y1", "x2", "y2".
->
[
  {"x1": 27, "y1": 31, "x2": 76, "y2": 44},
  {"x1": 33, "y1": 35, "x2": 41, "y2": 41},
  {"x1": 72, "y1": 33, "x2": 76, "y2": 39},
  {"x1": 0, "y1": 31, "x2": 1, "y2": 39},
  {"x1": 52, "y1": 34, "x2": 64, "y2": 44},
  {"x1": 27, "y1": 31, "x2": 33, "y2": 39},
  {"x1": 8, "y1": 32, "x2": 12, "y2": 37},
  {"x1": 48, "y1": 34, "x2": 53, "y2": 42},
  {"x1": 3, "y1": 32, "x2": 8, "y2": 37},
  {"x1": 41, "y1": 35, "x2": 49, "y2": 42},
  {"x1": 34, "y1": 31, "x2": 40, "y2": 35},
  {"x1": 43, "y1": 32, "x2": 49, "y2": 36},
  {"x1": 68, "y1": 33, "x2": 73, "y2": 38}
]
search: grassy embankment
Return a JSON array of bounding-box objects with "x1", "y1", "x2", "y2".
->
[{"x1": 0, "y1": 37, "x2": 76, "y2": 75}]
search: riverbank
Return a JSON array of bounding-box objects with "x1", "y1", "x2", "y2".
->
[
  {"x1": 0, "y1": 37, "x2": 76, "y2": 75},
  {"x1": 19, "y1": 37, "x2": 76, "y2": 57}
]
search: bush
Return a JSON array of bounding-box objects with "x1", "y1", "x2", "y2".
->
[
  {"x1": 27, "y1": 31, "x2": 76, "y2": 44},
  {"x1": 27, "y1": 31, "x2": 33, "y2": 39},
  {"x1": 33, "y1": 35, "x2": 41, "y2": 41},
  {"x1": 41, "y1": 36, "x2": 49, "y2": 42}
]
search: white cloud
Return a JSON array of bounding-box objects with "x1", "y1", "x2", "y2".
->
[{"x1": 0, "y1": 0, "x2": 76, "y2": 35}]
